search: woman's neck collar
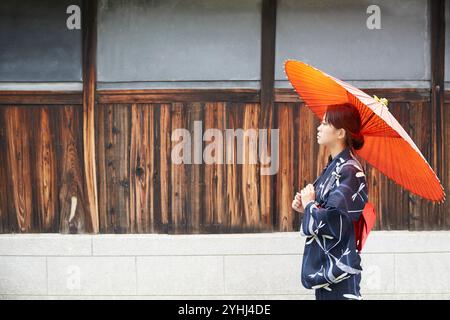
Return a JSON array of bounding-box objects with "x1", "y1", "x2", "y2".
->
[{"x1": 329, "y1": 145, "x2": 349, "y2": 160}]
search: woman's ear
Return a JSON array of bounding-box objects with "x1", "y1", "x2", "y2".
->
[{"x1": 337, "y1": 128, "x2": 346, "y2": 140}]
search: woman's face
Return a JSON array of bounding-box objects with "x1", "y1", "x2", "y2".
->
[{"x1": 316, "y1": 113, "x2": 344, "y2": 147}]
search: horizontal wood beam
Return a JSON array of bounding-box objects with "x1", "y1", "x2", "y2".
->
[
  {"x1": 97, "y1": 89, "x2": 260, "y2": 104},
  {"x1": 0, "y1": 88, "x2": 432, "y2": 105},
  {"x1": 0, "y1": 91, "x2": 82, "y2": 105},
  {"x1": 275, "y1": 88, "x2": 431, "y2": 103}
]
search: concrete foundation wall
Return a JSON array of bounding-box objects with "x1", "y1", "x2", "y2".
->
[{"x1": 0, "y1": 231, "x2": 449, "y2": 300}]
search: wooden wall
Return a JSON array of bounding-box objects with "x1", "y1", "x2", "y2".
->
[
  {"x1": 0, "y1": 89, "x2": 448, "y2": 233},
  {"x1": 0, "y1": 103, "x2": 95, "y2": 233}
]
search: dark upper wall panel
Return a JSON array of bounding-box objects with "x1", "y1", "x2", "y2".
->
[
  {"x1": 275, "y1": 0, "x2": 430, "y2": 87},
  {"x1": 0, "y1": 0, "x2": 82, "y2": 82},
  {"x1": 97, "y1": 0, "x2": 261, "y2": 84}
]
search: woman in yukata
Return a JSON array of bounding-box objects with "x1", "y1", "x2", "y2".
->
[{"x1": 292, "y1": 102, "x2": 369, "y2": 300}]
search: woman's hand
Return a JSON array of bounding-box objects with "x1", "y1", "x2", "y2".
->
[
  {"x1": 292, "y1": 193, "x2": 303, "y2": 212},
  {"x1": 300, "y1": 184, "x2": 316, "y2": 208}
]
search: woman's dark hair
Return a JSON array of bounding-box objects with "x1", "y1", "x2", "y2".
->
[{"x1": 324, "y1": 103, "x2": 364, "y2": 151}]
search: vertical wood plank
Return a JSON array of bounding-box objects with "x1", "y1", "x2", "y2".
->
[
  {"x1": 58, "y1": 106, "x2": 89, "y2": 233},
  {"x1": 186, "y1": 102, "x2": 204, "y2": 233},
  {"x1": 33, "y1": 107, "x2": 58, "y2": 231},
  {"x1": 430, "y1": 0, "x2": 446, "y2": 227},
  {"x1": 215, "y1": 102, "x2": 228, "y2": 230},
  {"x1": 276, "y1": 103, "x2": 293, "y2": 231},
  {"x1": 159, "y1": 103, "x2": 172, "y2": 232},
  {"x1": 109, "y1": 104, "x2": 130, "y2": 233},
  {"x1": 96, "y1": 104, "x2": 108, "y2": 232},
  {"x1": 203, "y1": 102, "x2": 217, "y2": 230},
  {"x1": 82, "y1": 0, "x2": 99, "y2": 233},
  {"x1": 129, "y1": 104, "x2": 153, "y2": 233},
  {"x1": 226, "y1": 103, "x2": 244, "y2": 230},
  {"x1": 4, "y1": 107, "x2": 33, "y2": 232},
  {"x1": 241, "y1": 103, "x2": 260, "y2": 230},
  {"x1": 259, "y1": 98, "x2": 275, "y2": 232},
  {"x1": 171, "y1": 102, "x2": 188, "y2": 233},
  {"x1": 149, "y1": 104, "x2": 161, "y2": 233},
  {"x1": 260, "y1": 0, "x2": 277, "y2": 231},
  {"x1": 97, "y1": 104, "x2": 131, "y2": 233}
]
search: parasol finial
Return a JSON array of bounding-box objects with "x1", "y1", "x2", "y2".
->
[{"x1": 373, "y1": 95, "x2": 389, "y2": 109}]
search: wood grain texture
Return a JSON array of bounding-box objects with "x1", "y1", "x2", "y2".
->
[
  {"x1": 171, "y1": 102, "x2": 188, "y2": 233},
  {"x1": 82, "y1": 0, "x2": 99, "y2": 233},
  {"x1": 276, "y1": 103, "x2": 294, "y2": 231},
  {"x1": 159, "y1": 104, "x2": 172, "y2": 232},
  {"x1": 96, "y1": 104, "x2": 130, "y2": 233},
  {"x1": 226, "y1": 103, "x2": 244, "y2": 230},
  {"x1": 57, "y1": 106, "x2": 89, "y2": 233},
  {"x1": 3, "y1": 107, "x2": 33, "y2": 232},
  {"x1": 186, "y1": 102, "x2": 203, "y2": 233},
  {"x1": 97, "y1": 89, "x2": 260, "y2": 104},
  {"x1": 0, "y1": 90, "x2": 448, "y2": 233},
  {"x1": 33, "y1": 107, "x2": 58, "y2": 231},
  {"x1": 0, "y1": 105, "x2": 91, "y2": 233},
  {"x1": 259, "y1": 97, "x2": 275, "y2": 231},
  {"x1": 241, "y1": 103, "x2": 261, "y2": 230},
  {"x1": 203, "y1": 102, "x2": 227, "y2": 232},
  {"x1": 0, "y1": 91, "x2": 82, "y2": 105},
  {"x1": 129, "y1": 104, "x2": 153, "y2": 233}
]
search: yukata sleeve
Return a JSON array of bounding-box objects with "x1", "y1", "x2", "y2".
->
[{"x1": 300, "y1": 165, "x2": 368, "y2": 239}]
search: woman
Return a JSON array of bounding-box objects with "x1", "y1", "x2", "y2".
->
[{"x1": 292, "y1": 102, "x2": 369, "y2": 300}]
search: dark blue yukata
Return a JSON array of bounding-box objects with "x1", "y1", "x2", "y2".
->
[{"x1": 300, "y1": 146, "x2": 369, "y2": 300}]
